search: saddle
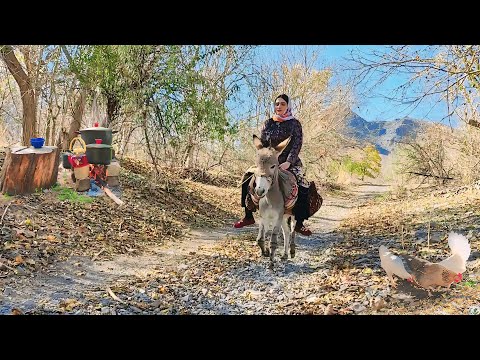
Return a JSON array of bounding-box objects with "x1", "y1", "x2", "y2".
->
[
  {"x1": 245, "y1": 171, "x2": 323, "y2": 217},
  {"x1": 246, "y1": 169, "x2": 298, "y2": 212}
]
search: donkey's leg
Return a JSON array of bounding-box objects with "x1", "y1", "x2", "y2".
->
[
  {"x1": 270, "y1": 219, "x2": 282, "y2": 262},
  {"x1": 281, "y1": 215, "x2": 290, "y2": 261},
  {"x1": 256, "y1": 221, "x2": 268, "y2": 257},
  {"x1": 290, "y1": 216, "x2": 296, "y2": 258}
]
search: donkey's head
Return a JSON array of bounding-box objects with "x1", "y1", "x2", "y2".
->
[{"x1": 252, "y1": 134, "x2": 290, "y2": 198}]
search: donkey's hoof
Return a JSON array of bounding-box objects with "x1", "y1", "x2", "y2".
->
[
  {"x1": 281, "y1": 254, "x2": 288, "y2": 261},
  {"x1": 262, "y1": 249, "x2": 270, "y2": 257},
  {"x1": 290, "y1": 250, "x2": 296, "y2": 258}
]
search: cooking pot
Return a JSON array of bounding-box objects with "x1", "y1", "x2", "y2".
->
[
  {"x1": 86, "y1": 144, "x2": 113, "y2": 165},
  {"x1": 79, "y1": 123, "x2": 118, "y2": 145},
  {"x1": 62, "y1": 152, "x2": 72, "y2": 169}
]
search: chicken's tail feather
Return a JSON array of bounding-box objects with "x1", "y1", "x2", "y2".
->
[{"x1": 447, "y1": 232, "x2": 471, "y2": 262}]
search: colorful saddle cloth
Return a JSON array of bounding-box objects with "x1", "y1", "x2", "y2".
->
[{"x1": 247, "y1": 169, "x2": 298, "y2": 211}]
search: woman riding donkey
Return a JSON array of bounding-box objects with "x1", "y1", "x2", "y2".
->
[{"x1": 234, "y1": 93, "x2": 312, "y2": 236}]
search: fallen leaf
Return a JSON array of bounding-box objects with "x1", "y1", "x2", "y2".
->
[
  {"x1": 363, "y1": 267, "x2": 373, "y2": 275},
  {"x1": 60, "y1": 299, "x2": 81, "y2": 312},
  {"x1": 106, "y1": 286, "x2": 126, "y2": 303},
  {"x1": 4, "y1": 243, "x2": 17, "y2": 250}
]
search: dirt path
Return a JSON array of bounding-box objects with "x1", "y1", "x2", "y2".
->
[{"x1": 1, "y1": 183, "x2": 391, "y2": 315}]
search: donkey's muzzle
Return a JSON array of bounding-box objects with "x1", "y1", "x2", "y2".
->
[{"x1": 255, "y1": 188, "x2": 266, "y2": 197}]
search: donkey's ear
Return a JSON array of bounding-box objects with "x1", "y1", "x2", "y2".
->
[
  {"x1": 274, "y1": 136, "x2": 290, "y2": 154},
  {"x1": 253, "y1": 134, "x2": 263, "y2": 150}
]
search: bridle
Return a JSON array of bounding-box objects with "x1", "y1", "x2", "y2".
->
[{"x1": 253, "y1": 165, "x2": 278, "y2": 199}]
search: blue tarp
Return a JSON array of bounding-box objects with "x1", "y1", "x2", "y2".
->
[{"x1": 87, "y1": 180, "x2": 104, "y2": 197}]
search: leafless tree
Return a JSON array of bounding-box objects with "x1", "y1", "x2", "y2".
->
[{"x1": 347, "y1": 45, "x2": 480, "y2": 128}]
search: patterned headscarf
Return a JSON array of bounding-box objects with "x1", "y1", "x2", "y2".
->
[{"x1": 272, "y1": 94, "x2": 294, "y2": 122}]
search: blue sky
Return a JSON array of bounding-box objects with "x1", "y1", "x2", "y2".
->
[{"x1": 255, "y1": 45, "x2": 458, "y2": 126}]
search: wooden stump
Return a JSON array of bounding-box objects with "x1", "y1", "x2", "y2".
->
[{"x1": 0, "y1": 146, "x2": 60, "y2": 195}]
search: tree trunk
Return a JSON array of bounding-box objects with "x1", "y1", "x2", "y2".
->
[
  {"x1": 0, "y1": 146, "x2": 60, "y2": 195},
  {"x1": 57, "y1": 90, "x2": 85, "y2": 151},
  {"x1": 105, "y1": 95, "x2": 119, "y2": 128},
  {"x1": 69, "y1": 90, "x2": 86, "y2": 145},
  {"x1": 184, "y1": 144, "x2": 195, "y2": 169},
  {"x1": 0, "y1": 45, "x2": 37, "y2": 146}
]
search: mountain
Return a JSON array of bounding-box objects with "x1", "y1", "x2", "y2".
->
[{"x1": 344, "y1": 112, "x2": 426, "y2": 155}]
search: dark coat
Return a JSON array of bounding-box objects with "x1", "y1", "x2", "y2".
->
[{"x1": 260, "y1": 118, "x2": 303, "y2": 167}]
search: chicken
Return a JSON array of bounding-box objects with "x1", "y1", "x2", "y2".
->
[
  {"x1": 379, "y1": 232, "x2": 470, "y2": 290},
  {"x1": 379, "y1": 245, "x2": 414, "y2": 287},
  {"x1": 402, "y1": 256, "x2": 461, "y2": 289},
  {"x1": 437, "y1": 232, "x2": 471, "y2": 275}
]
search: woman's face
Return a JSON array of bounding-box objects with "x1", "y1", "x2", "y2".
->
[{"x1": 274, "y1": 98, "x2": 288, "y2": 114}]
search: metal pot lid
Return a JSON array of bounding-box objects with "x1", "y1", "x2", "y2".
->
[
  {"x1": 86, "y1": 144, "x2": 112, "y2": 148},
  {"x1": 80, "y1": 126, "x2": 112, "y2": 131}
]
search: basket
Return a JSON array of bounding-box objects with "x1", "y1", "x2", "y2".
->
[{"x1": 308, "y1": 181, "x2": 323, "y2": 217}]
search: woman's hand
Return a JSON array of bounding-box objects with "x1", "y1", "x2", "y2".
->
[{"x1": 279, "y1": 161, "x2": 291, "y2": 170}]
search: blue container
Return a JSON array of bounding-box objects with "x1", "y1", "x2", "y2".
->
[{"x1": 30, "y1": 137, "x2": 45, "y2": 148}]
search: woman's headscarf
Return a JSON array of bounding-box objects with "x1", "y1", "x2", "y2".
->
[{"x1": 272, "y1": 94, "x2": 295, "y2": 122}]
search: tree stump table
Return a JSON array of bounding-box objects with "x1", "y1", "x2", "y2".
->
[{"x1": 0, "y1": 146, "x2": 60, "y2": 195}]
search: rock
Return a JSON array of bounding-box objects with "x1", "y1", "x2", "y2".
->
[
  {"x1": 414, "y1": 229, "x2": 427, "y2": 239},
  {"x1": 428, "y1": 232, "x2": 443, "y2": 243},
  {"x1": 23, "y1": 230, "x2": 35, "y2": 238},
  {"x1": 468, "y1": 306, "x2": 480, "y2": 315},
  {"x1": 3, "y1": 287, "x2": 14, "y2": 296},
  {"x1": 16, "y1": 266, "x2": 29, "y2": 276},
  {"x1": 194, "y1": 269, "x2": 204, "y2": 277},
  {"x1": 390, "y1": 293, "x2": 414, "y2": 301},
  {"x1": 324, "y1": 304, "x2": 337, "y2": 315},
  {"x1": 351, "y1": 303, "x2": 367, "y2": 313},
  {"x1": 22, "y1": 300, "x2": 37, "y2": 311},
  {"x1": 353, "y1": 258, "x2": 370, "y2": 265},
  {"x1": 305, "y1": 295, "x2": 320, "y2": 304},
  {"x1": 370, "y1": 296, "x2": 386, "y2": 311},
  {"x1": 150, "y1": 300, "x2": 163, "y2": 308},
  {"x1": 130, "y1": 306, "x2": 142, "y2": 313},
  {"x1": 101, "y1": 307, "x2": 110, "y2": 315},
  {"x1": 245, "y1": 290, "x2": 262, "y2": 299},
  {"x1": 99, "y1": 298, "x2": 112, "y2": 306},
  {"x1": 469, "y1": 251, "x2": 480, "y2": 260}
]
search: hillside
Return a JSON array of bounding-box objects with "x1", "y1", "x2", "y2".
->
[{"x1": 345, "y1": 112, "x2": 427, "y2": 155}]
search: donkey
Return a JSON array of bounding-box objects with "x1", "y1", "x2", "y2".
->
[{"x1": 252, "y1": 134, "x2": 296, "y2": 262}]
